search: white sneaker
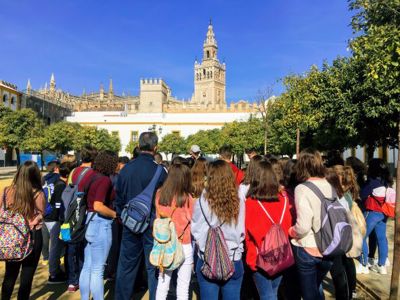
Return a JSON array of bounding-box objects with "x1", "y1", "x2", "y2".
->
[
  {"x1": 370, "y1": 264, "x2": 387, "y2": 275},
  {"x1": 368, "y1": 257, "x2": 375, "y2": 267},
  {"x1": 386, "y1": 258, "x2": 390, "y2": 267},
  {"x1": 356, "y1": 264, "x2": 370, "y2": 274}
]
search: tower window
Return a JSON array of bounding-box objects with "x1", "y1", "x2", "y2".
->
[
  {"x1": 206, "y1": 51, "x2": 210, "y2": 58},
  {"x1": 203, "y1": 69, "x2": 206, "y2": 76},
  {"x1": 210, "y1": 71, "x2": 212, "y2": 78}
]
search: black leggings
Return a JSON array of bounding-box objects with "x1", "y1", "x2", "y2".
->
[
  {"x1": 330, "y1": 255, "x2": 357, "y2": 300},
  {"x1": 1, "y1": 229, "x2": 43, "y2": 300}
]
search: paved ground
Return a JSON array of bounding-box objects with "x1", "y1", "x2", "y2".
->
[{"x1": 0, "y1": 176, "x2": 394, "y2": 299}]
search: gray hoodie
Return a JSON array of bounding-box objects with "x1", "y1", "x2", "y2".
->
[{"x1": 191, "y1": 192, "x2": 245, "y2": 261}]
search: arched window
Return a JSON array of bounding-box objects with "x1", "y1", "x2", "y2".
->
[
  {"x1": 206, "y1": 51, "x2": 210, "y2": 58},
  {"x1": 10, "y1": 96, "x2": 15, "y2": 105},
  {"x1": 210, "y1": 71, "x2": 213, "y2": 78},
  {"x1": 203, "y1": 69, "x2": 206, "y2": 76},
  {"x1": 2, "y1": 94, "x2": 8, "y2": 103}
]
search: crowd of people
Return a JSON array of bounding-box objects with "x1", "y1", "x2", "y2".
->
[{"x1": 0, "y1": 131, "x2": 395, "y2": 300}]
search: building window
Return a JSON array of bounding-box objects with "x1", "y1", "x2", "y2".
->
[
  {"x1": 111, "y1": 131, "x2": 119, "y2": 137},
  {"x1": 207, "y1": 50, "x2": 210, "y2": 58},
  {"x1": 171, "y1": 131, "x2": 180, "y2": 136},
  {"x1": 2, "y1": 94, "x2": 7, "y2": 103},
  {"x1": 10, "y1": 97, "x2": 15, "y2": 105},
  {"x1": 131, "y1": 131, "x2": 139, "y2": 142}
]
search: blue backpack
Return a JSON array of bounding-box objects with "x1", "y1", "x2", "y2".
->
[
  {"x1": 121, "y1": 166, "x2": 162, "y2": 234},
  {"x1": 43, "y1": 182, "x2": 55, "y2": 217}
]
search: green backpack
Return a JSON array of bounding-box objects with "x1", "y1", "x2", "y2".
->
[{"x1": 150, "y1": 214, "x2": 188, "y2": 272}]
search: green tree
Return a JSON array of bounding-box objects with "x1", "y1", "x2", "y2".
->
[
  {"x1": 158, "y1": 133, "x2": 186, "y2": 155},
  {"x1": 185, "y1": 129, "x2": 223, "y2": 154},
  {"x1": 349, "y1": 0, "x2": 400, "y2": 158},
  {"x1": 43, "y1": 121, "x2": 82, "y2": 154},
  {"x1": 74, "y1": 126, "x2": 121, "y2": 153},
  {"x1": 0, "y1": 109, "x2": 45, "y2": 161},
  {"x1": 125, "y1": 141, "x2": 137, "y2": 157},
  {"x1": 221, "y1": 118, "x2": 264, "y2": 155}
]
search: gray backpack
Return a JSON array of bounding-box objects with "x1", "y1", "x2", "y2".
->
[{"x1": 303, "y1": 181, "x2": 353, "y2": 257}]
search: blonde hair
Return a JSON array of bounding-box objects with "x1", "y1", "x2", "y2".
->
[{"x1": 205, "y1": 160, "x2": 239, "y2": 225}]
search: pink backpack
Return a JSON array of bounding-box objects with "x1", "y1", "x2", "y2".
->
[
  {"x1": 0, "y1": 190, "x2": 33, "y2": 261},
  {"x1": 256, "y1": 196, "x2": 294, "y2": 276}
]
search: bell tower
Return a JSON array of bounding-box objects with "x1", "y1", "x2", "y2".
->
[{"x1": 192, "y1": 21, "x2": 226, "y2": 109}]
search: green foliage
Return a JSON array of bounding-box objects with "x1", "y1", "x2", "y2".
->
[
  {"x1": 125, "y1": 140, "x2": 137, "y2": 156},
  {"x1": 158, "y1": 133, "x2": 186, "y2": 154},
  {"x1": 221, "y1": 118, "x2": 264, "y2": 154},
  {"x1": 74, "y1": 126, "x2": 121, "y2": 153},
  {"x1": 43, "y1": 121, "x2": 82, "y2": 154},
  {"x1": 185, "y1": 129, "x2": 223, "y2": 154},
  {"x1": 0, "y1": 108, "x2": 45, "y2": 152}
]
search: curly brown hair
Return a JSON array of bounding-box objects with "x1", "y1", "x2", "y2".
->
[
  {"x1": 205, "y1": 160, "x2": 239, "y2": 225},
  {"x1": 191, "y1": 157, "x2": 207, "y2": 198},
  {"x1": 93, "y1": 150, "x2": 118, "y2": 176}
]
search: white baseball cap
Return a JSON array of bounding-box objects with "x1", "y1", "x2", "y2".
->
[{"x1": 190, "y1": 145, "x2": 201, "y2": 153}]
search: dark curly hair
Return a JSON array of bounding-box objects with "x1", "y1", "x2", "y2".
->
[{"x1": 93, "y1": 150, "x2": 118, "y2": 176}]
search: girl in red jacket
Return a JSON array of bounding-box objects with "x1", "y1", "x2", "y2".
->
[{"x1": 245, "y1": 160, "x2": 293, "y2": 300}]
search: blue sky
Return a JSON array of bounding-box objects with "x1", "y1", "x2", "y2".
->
[{"x1": 0, "y1": 0, "x2": 353, "y2": 102}]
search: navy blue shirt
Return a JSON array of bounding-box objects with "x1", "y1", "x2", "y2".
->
[
  {"x1": 42, "y1": 172, "x2": 60, "y2": 185},
  {"x1": 115, "y1": 153, "x2": 168, "y2": 217},
  {"x1": 360, "y1": 177, "x2": 387, "y2": 201}
]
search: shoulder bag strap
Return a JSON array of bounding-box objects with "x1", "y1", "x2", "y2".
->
[
  {"x1": 2, "y1": 188, "x2": 7, "y2": 211},
  {"x1": 199, "y1": 195, "x2": 224, "y2": 228},
  {"x1": 144, "y1": 165, "x2": 163, "y2": 192},
  {"x1": 302, "y1": 181, "x2": 327, "y2": 202},
  {"x1": 75, "y1": 167, "x2": 91, "y2": 187}
]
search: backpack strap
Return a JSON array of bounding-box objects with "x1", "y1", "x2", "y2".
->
[
  {"x1": 73, "y1": 167, "x2": 91, "y2": 189},
  {"x1": 142, "y1": 165, "x2": 163, "y2": 195},
  {"x1": 302, "y1": 181, "x2": 336, "y2": 202},
  {"x1": 199, "y1": 195, "x2": 224, "y2": 228},
  {"x1": 257, "y1": 195, "x2": 287, "y2": 225},
  {"x1": 2, "y1": 188, "x2": 7, "y2": 211}
]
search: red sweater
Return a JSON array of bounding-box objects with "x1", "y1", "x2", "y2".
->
[
  {"x1": 245, "y1": 191, "x2": 293, "y2": 271},
  {"x1": 230, "y1": 162, "x2": 244, "y2": 186}
]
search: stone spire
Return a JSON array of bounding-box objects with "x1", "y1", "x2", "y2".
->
[
  {"x1": 50, "y1": 73, "x2": 56, "y2": 94},
  {"x1": 203, "y1": 21, "x2": 218, "y2": 60},
  {"x1": 26, "y1": 79, "x2": 32, "y2": 94},
  {"x1": 100, "y1": 83, "x2": 104, "y2": 100},
  {"x1": 109, "y1": 78, "x2": 114, "y2": 99}
]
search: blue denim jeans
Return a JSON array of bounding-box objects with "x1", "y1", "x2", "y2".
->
[
  {"x1": 252, "y1": 271, "x2": 282, "y2": 300},
  {"x1": 66, "y1": 241, "x2": 84, "y2": 286},
  {"x1": 293, "y1": 246, "x2": 333, "y2": 300},
  {"x1": 196, "y1": 258, "x2": 244, "y2": 300},
  {"x1": 44, "y1": 221, "x2": 64, "y2": 277},
  {"x1": 79, "y1": 213, "x2": 113, "y2": 300},
  {"x1": 360, "y1": 211, "x2": 388, "y2": 266},
  {"x1": 115, "y1": 224, "x2": 157, "y2": 300}
]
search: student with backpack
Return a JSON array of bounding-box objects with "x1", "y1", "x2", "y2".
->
[
  {"x1": 191, "y1": 160, "x2": 245, "y2": 300},
  {"x1": 152, "y1": 164, "x2": 195, "y2": 300},
  {"x1": 63, "y1": 145, "x2": 98, "y2": 293},
  {"x1": 115, "y1": 132, "x2": 168, "y2": 300},
  {"x1": 359, "y1": 158, "x2": 394, "y2": 275},
  {"x1": 41, "y1": 160, "x2": 60, "y2": 265},
  {"x1": 46, "y1": 162, "x2": 71, "y2": 284},
  {"x1": 245, "y1": 160, "x2": 293, "y2": 300},
  {"x1": 326, "y1": 167, "x2": 359, "y2": 300},
  {"x1": 1, "y1": 161, "x2": 46, "y2": 300},
  {"x1": 79, "y1": 151, "x2": 118, "y2": 300},
  {"x1": 288, "y1": 149, "x2": 351, "y2": 300}
]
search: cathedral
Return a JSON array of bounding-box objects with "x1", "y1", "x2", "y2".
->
[{"x1": 27, "y1": 22, "x2": 256, "y2": 114}]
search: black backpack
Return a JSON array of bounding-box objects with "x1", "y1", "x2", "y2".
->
[
  {"x1": 61, "y1": 171, "x2": 99, "y2": 243},
  {"x1": 303, "y1": 181, "x2": 353, "y2": 257}
]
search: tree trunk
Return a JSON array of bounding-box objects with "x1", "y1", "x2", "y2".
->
[
  {"x1": 389, "y1": 119, "x2": 400, "y2": 300},
  {"x1": 366, "y1": 143, "x2": 375, "y2": 162},
  {"x1": 296, "y1": 128, "x2": 300, "y2": 158},
  {"x1": 264, "y1": 121, "x2": 268, "y2": 155}
]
